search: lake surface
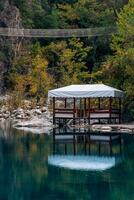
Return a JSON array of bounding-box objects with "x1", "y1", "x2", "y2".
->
[{"x1": 0, "y1": 125, "x2": 134, "y2": 200}]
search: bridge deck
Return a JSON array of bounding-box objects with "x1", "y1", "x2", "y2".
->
[{"x1": 0, "y1": 27, "x2": 116, "y2": 38}]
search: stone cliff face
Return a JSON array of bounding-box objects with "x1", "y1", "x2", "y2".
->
[
  {"x1": 0, "y1": 0, "x2": 22, "y2": 28},
  {"x1": 0, "y1": 0, "x2": 23, "y2": 93}
]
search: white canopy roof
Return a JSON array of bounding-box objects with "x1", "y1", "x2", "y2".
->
[
  {"x1": 48, "y1": 155, "x2": 122, "y2": 171},
  {"x1": 48, "y1": 84, "x2": 123, "y2": 98}
]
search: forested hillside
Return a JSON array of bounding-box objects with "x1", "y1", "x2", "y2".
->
[{"x1": 0, "y1": 0, "x2": 133, "y2": 119}]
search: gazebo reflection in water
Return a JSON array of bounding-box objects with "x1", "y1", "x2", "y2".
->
[{"x1": 48, "y1": 128, "x2": 123, "y2": 171}]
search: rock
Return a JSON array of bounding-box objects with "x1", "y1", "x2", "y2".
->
[
  {"x1": 12, "y1": 119, "x2": 20, "y2": 124},
  {"x1": 23, "y1": 100, "x2": 31, "y2": 106},
  {"x1": 120, "y1": 128, "x2": 132, "y2": 133},
  {"x1": 5, "y1": 111, "x2": 10, "y2": 115},
  {"x1": 16, "y1": 108, "x2": 24, "y2": 113},
  {"x1": 25, "y1": 110, "x2": 31, "y2": 116},
  {"x1": 26, "y1": 105, "x2": 32, "y2": 110},
  {"x1": 0, "y1": 95, "x2": 10, "y2": 101},
  {"x1": 16, "y1": 115, "x2": 25, "y2": 119},
  {"x1": 14, "y1": 108, "x2": 24, "y2": 116},
  {"x1": 41, "y1": 107, "x2": 47, "y2": 112},
  {"x1": 1, "y1": 106, "x2": 7, "y2": 113},
  {"x1": 101, "y1": 126, "x2": 112, "y2": 132},
  {"x1": 12, "y1": 110, "x2": 17, "y2": 114},
  {"x1": 15, "y1": 126, "x2": 52, "y2": 134},
  {"x1": 14, "y1": 116, "x2": 53, "y2": 128},
  {"x1": 91, "y1": 125, "x2": 102, "y2": 131},
  {"x1": 34, "y1": 109, "x2": 42, "y2": 115},
  {"x1": 11, "y1": 114, "x2": 15, "y2": 118},
  {"x1": 2, "y1": 113, "x2": 9, "y2": 119},
  {"x1": 36, "y1": 106, "x2": 40, "y2": 109},
  {"x1": 0, "y1": 118, "x2": 5, "y2": 122}
]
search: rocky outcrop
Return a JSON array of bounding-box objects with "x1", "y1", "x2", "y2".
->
[
  {"x1": 0, "y1": 0, "x2": 30, "y2": 93},
  {"x1": 0, "y1": 101, "x2": 54, "y2": 134},
  {"x1": 0, "y1": 1, "x2": 21, "y2": 92},
  {"x1": 0, "y1": 104, "x2": 51, "y2": 121},
  {"x1": 0, "y1": 0, "x2": 22, "y2": 28}
]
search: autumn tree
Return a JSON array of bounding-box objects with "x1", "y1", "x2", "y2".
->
[
  {"x1": 9, "y1": 46, "x2": 54, "y2": 99},
  {"x1": 30, "y1": 55, "x2": 53, "y2": 98},
  {"x1": 44, "y1": 38, "x2": 91, "y2": 87},
  {"x1": 102, "y1": 0, "x2": 134, "y2": 118}
]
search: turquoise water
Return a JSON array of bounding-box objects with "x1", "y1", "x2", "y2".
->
[{"x1": 0, "y1": 126, "x2": 134, "y2": 200}]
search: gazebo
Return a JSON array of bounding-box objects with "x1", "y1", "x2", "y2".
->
[{"x1": 48, "y1": 84, "x2": 124, "y2": 125}]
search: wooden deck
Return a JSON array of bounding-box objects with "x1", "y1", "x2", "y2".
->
[{"x1": 52, "y1": 96, "x2": 122, "y2": 126}]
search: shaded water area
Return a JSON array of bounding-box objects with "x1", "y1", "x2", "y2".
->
[{"x1": 0, "y1": 124, "x2": 134, "y2": 200}]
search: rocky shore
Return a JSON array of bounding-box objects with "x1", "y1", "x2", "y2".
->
[
  {"x1": 0, "y1": 99, "x2": 54, "y2": 134},
  {"x1": 0, "y1": 96, "x2": 134, "y2": 135}
]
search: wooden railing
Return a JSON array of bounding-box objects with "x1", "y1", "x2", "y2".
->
[
  {"x1": 55, "y1": 108, "x2": 120, "y2": 117},
  {"x1": 55, "y1": 108, "x2": 74, "y2": 114}
]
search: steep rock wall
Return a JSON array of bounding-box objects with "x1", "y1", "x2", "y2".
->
[{"x1": 0, "y1": 0, "x2": 23, "y2": 92}]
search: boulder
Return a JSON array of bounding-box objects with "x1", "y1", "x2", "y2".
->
[
  {"x1": 1, "y1": 106, "x2": 7, "y2": 113},
  {"x1": 16, "y1": 108, "x2": 24, "y2": 113},
  {"x1": 11, "y1": 114, "x2": 15, "y2": 118},
  {"x1": 34, "y1": 109, "x2": 42, "y2": 115},
  {"x1": 14, "y1": 108, "x2": 24, "y2": 116},
  {"x1": 0, "y1": 118, "x2": 5, "y2": 122},
  {"x1": 16, "y1": 114, "x2": 25, "y2": 119},
  {"x1": 12, "y1": 110, "x2": 17, "y2": 114},
  {"x1": 101, "y1": 126, "x2": 112, "y2": 132},
  {"x1": 41, "y1": 107, "x2": 47, "y2": 112},
  {"x1": 25, "y1": 110, "x2": 31, "y2": 116}
]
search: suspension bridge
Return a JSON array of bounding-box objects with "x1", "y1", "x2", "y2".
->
[{"x1": 0, "y1": 27, "x2": 116, "y2": 38}]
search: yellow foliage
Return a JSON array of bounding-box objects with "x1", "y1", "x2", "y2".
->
[
  {"x1": 58, "y1": 4, "x2": 79, "y2": 21},
  {"x1": 29, "y1": 55, "x2": 54, "y2": 96}
]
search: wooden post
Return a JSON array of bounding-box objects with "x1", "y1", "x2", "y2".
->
[
  {"x1": 80, "y1": 98, "x2": 82, "y2": 117},
  {"x1": 53, "y1": 97, "x2": 55, "y2": 125},
  {"x1": 65, "y1": 98, "x2": 67, "y2": 108},
  {"x1": 119, "y1": 98, "x2": 122, "y2": 124},
  {"x1": 98, "y1": 98, "x2": 101, "y2": 109},
  {"x1": 73, "y1": 97, "x2": 76, "y2": 125},
  {"x1": 88, "y1": 98, "x2": 90, "y2": 124},
  {"x1": 84, "y1": 98, "x2": 86, "y2": 119},
  {"x1": 109, "y1": 97, "x2": 112, "y2": 124},
  {"x1": 98, "y1": 98, "x2": 101, "y2": 123}
]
